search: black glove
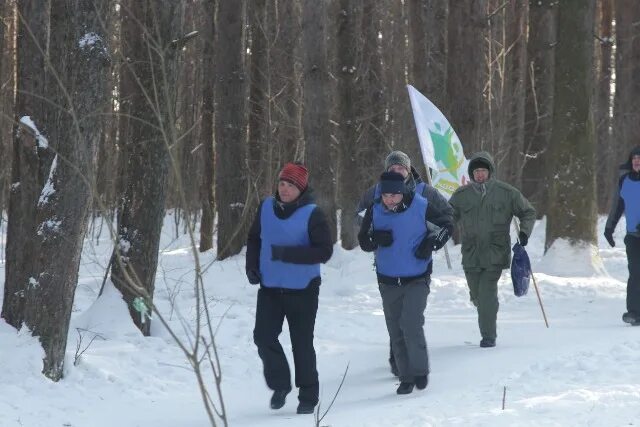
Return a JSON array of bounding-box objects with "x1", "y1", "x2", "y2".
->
[
  {"x1": 518, "y1": 231, "x2": 528, "y2": 247},
  {"x1": 636, "y1": 223, "x2": 640, "y2": 232},
  {"x1": 372, "y1": 230, "x2": 393, "y2": 247},
  {"x1": 246, "y1": 269, "x2": 261, "y2": 285},
  {"x1": 271, "y1": 245, "x2": 286, "y2": 261},
  {"x1": 604, "y1": 228, "x2": 615, "y2": 247},
  {"x1": 415, "y1": 236, "x2": 434, "y2": 259},
  {"x1": 431, "y1": 227, "x2": 450, "y2": 251}
]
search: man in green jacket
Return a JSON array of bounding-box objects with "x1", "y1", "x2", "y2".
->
[{"x1": 449, "y1": 152, "x2": 536, "y2": 347}]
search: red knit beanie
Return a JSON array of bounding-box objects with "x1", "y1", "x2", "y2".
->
[{"x1": 279, "y1": 162, "x2": 308, "y2": 191}]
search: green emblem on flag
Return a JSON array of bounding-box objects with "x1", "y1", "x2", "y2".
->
[{"x1": 429, "y1": 123, "x2": 464, "y2": 179}]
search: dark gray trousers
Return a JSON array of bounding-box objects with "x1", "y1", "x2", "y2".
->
[
  {"x1": 378, "y1": 278, "x2": 430, "y2": 383},
  {"x1": 625, "y1": 235, "x2": 640, "y2": 314}
]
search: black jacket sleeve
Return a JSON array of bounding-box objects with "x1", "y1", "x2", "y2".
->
[
  {"x1": 605, "y1": 174, "x2": 626, "y2": 231},
  {"x1": 357, "y1": 205, "x2": 378, "y2": 252},
  {"x1": 245, "y1": 200, "x2": 264, "y2": 272},
  {"x1": 355, "y1": 186, "x2": 376, "y2": 227},
  {"x1": 278, "y1": 207, "x2": 333, "y2": 264},
  {"x1": 425, "y1": 196, "x2": 454, "y2": 235}
]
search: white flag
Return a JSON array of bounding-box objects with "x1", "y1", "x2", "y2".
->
[{"x1": 407, "y1": 85, "x2": 470, "y2": 199}]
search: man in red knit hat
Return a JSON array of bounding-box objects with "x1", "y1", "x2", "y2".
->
[{"x1": 246, "y1": 162, "x2": 333, "y2": 414}]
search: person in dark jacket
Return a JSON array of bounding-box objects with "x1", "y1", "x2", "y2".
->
[
  {"x1": 355, "y1": 150, "x2": 453, "y2": 376},
  {"x1": 358, "y1": 171, "x2": 453, "y2": 395},
  {"x1": 246, "y1": 162, "x2": 333, "y2": 414},
  {"x1": 449, "y1": 152, "x2": 536, "y2": 348},
  {"x1": 604, "y1": 146, "x2": 640, "y2": 326}
]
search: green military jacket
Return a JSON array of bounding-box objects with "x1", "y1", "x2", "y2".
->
[{"x1": 449, "y1": 152, "x2": 536, "y2": 272}]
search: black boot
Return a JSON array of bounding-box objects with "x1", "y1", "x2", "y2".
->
[
  {"x1": 296, "y1": 402, "x2": 316, "y2": 414},
  {"x1": 415, "y1": 375, "x2": 428, "y2": 390},
  {"x1": 396, "y1": 382, "x2": 414, "y2": 395},
  {"x1": 622, "y1": 312, "x2": 640, "y2": 326},
  {"x1": 270, "y1": 390, "x2": 290, "y2": 410},
  {"x1": 480, "y1": 338, "x2": 496, "y2": 348}
]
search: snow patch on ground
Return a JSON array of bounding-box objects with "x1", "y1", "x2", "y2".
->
[{"x1": 0, "y1": 215, "x2": 638, "y2": 427}]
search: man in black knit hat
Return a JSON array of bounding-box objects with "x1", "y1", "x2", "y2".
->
[
  {"x1": 355, "y1": 150, "x2": 452, "y2": 376},
  {"x1": 358, "y1": 171, "x2": 453, "y2": 394}
]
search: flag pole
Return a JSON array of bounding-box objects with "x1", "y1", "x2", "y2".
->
[{"x1": 513, "y1": 220, "x2": 549, "y2": 328}]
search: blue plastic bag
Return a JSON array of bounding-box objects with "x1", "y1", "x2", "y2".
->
[{"x1": 511, "y1": 243, "x2": 531, "y2": 297}]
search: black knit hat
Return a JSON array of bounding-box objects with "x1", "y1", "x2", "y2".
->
[
  {"x1": 469, "y1": 158, "x2": 491, "y2": 173},
  {"x1": 621, "y1": 146, "x2": 640, "y2": 170},
  {"x1": 379, "y1": 171, "x2": 405, "y2": 194}
]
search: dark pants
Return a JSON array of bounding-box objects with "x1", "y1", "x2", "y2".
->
[
  {"x1": 625, "y1": 235, "x2": 640, "y2": 315},
  {"x1": 464, "y1": 269, "x2": 502, "y2": 340},
  {"x1": 379, "y1": 278, "x2": 430, "y2": 383},
  {"x1": 253, "y1": 284, "x2": 319, "y2": 405}
]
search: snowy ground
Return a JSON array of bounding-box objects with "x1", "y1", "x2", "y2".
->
[{"x1": 1, "y1": 215, "x2": 639, "y2": 427}]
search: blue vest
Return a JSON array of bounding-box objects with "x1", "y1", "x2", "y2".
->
[
  {"x1": 372, "y1": 194, "x2": 430, "y2": 277},
  {"x1": 621, "y1": 176, "x2": 640, "y2": 232},
  {"x1": 374, "y1": 181, "x2": 426, "y2": 200},
  {"x1": 259, "y1": 197, "x2": 321, "y2": 289}
]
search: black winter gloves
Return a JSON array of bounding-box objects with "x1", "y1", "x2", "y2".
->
[
  {"x1": 414, "y1": 238, "x2": 433, "y2": 259},
  {"x1": 518, "y1": 231, "x2": 528, "y2": 247},
  {"x1": 372, "y1": 230, "x2": 394, "y2": 247},
  {"x1": 604, "y1": 228, "x2": 615, "y2": 247},
  {"x1": 246, "y1": 269, "x2": 261, "y2": 285},
  {"x1": 415, "y1": 228, "x2": 450, "y2": 259}
]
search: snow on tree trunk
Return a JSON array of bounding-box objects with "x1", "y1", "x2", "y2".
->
[{"x1": 17, "y1": 0, "x2": 110, "y2": 381}]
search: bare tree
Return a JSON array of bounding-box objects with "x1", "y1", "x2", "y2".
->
[
  {"x1": 302, "y1": 0, "x2": 336, "y2": 241},
  {"x1": 522, "y1": 0, "x2": 557, "y2": 217},
  {"x1": 2, "y1": 0, "x2": 50, "y2": 329},
  {"x1": 0, "y1": 0, "x2": 12, "y2": 214},
  {"x1": 447, "y1": 0, "x2": 487, "y2": 154},
  {"x1": 383, "y1": 0, "x2": 416, "y2": 161},
  {"x1": 214, "y1": 0, "x2": 249, "y2": 259},
  {"x1": 110, "y1": 0, "x2": 183, "y2": 335},
  {"x1": 247, "y1": 0, "x2": 268, "y2": 205},
  {"x1": 359, "y1": 0, "x2": 386, "y2": 179},
  {"x1": 546, "y1": 0, "x2": 597, "y2": 250},
  {"x1": 613, "y1": 0, "x2": 640, "y2": 161},
  {"x1": 408, "y1": 0, "x2": 448, "y2": 110},
  {"x1": 336, "y1": 0, "x2": 362, "y2": 249},
  {"x1": 485, "y1": 0, "x2": 528, "y2": 187},
  {"x1": 595, "y1": 0, "x2": 614, "y2": 213},
  {"x1": 199, "y1": 0, "x2": 216, "y2": 252},
  {"x1": 15, "y1": 0, "x2": 109, "y2": 381},
  {"x1": 95, "y1": 3, "x2": 120, "y2": 218},
  {"x1": 269, "y1": 0, "x2": 302, "y2": 178}
]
